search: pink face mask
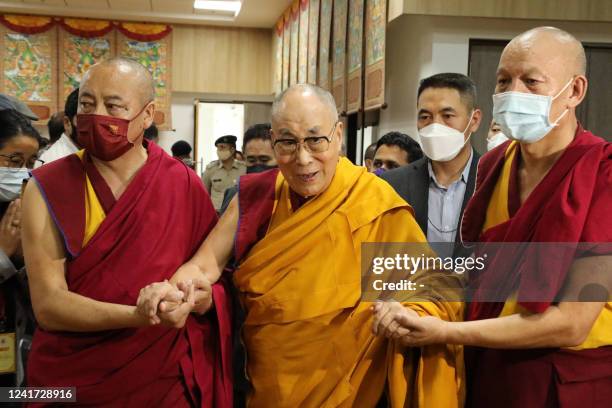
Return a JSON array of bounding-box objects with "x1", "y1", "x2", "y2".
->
[{"x1": 77, "y1": 104, "x2": 149, "y2": 161}]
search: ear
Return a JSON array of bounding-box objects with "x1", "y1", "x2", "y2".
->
[
  {"x1": 63, "y1": 116, "x2": 72, "y2": 136},
  {"x1": 143, "y1": 102, "x2": 156, "y2": 129},
  {"x1": 469, "y1": 109, "x2": 483, "y2": 134},
  {"x1": 334, "y1": 121, "x2": 344, "y2": 153},
  {"x1": 334, "y1": 121, "x2": 344, "y2": 143},
  {"x1": 568, "y1": 75, "x2": 588, "y2": 109}
]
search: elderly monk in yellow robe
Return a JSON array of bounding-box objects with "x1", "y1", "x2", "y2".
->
[{"x1": 142, "y1": 84, "x2": 463, "y2": 407}]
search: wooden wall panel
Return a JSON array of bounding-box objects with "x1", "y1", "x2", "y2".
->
[
  {"x1": 172, "y1": 25, "x2": 272, "y2": 95},
  {"x1": 401, "y1": 0, "x2": 612, "y2": 22}
]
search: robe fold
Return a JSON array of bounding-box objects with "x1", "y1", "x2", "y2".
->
[
  {"x1": 460, "y1": 125, "x2": 612, "y2": 407},
  {"x1": 234, "y1": 157, "x2": 464, "y2": 407},
  {"x1": 28, "y1": 143, "x2": 233, "y2": 407}
]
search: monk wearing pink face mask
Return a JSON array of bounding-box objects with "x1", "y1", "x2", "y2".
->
[{"x1": 22, "y1": 58, "x2": 233, "y2": 407}]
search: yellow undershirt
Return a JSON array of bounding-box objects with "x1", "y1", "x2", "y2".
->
[{"x1": 76, "y1": 150, "x2": 107, "y2": 247}]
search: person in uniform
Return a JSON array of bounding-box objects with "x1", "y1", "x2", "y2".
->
[{"x1": 202, "y1": 135, "x2": 246, "y2": 211}]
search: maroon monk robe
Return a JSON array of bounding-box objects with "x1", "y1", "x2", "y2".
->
[
  {"x1": 460, "y1": 125, "x2": 612, "y2": 408},
  {"x1": 28, "y1": 142, "x2": 233, "y2": 407}
]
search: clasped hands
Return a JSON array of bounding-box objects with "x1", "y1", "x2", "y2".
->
[
  {"x1": 371, "y1": 301, "x2": 449, "y2": 347},
  {"x1": 136, "y1": 277, "x2": 213, "y2": 328}
]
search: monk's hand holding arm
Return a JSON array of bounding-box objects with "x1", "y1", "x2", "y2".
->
[
  {"x1": 393, "y1": 256, "x2": 609, "y2": 349},
  {"x1": 160, "y1": 196, "x2": 239, "y2": 313},
  {"x1": 156, "y1": 281, "x2": 196, "y2": 328},
  {"x1": 136, "y1": 280, "x2": 184, "y2": 325},
  {"x1": 176, "y1": 278, "x2": 213, "y2": 315},
  {"x1": 23, "y1": 182, "x2": 151, "y2": 331},
  {"x1": 371, "y1": 300, "x2": 419, "y2": 339}
]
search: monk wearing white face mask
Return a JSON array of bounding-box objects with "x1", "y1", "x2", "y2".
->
[
  {"x1": 381, "y1": 73, "x2": 482, "y2": 259},
  {"x1": 378, "y1": 27, "x2": 612, "y2": 408}
]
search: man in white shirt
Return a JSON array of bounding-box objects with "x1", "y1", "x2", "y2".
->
[{"x1": 35, "y1": 88, "x2": 80, "y2": 168}]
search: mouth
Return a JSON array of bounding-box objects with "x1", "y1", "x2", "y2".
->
[{"x1": 297, "y1": 171, "x2": 318, "y2": 183}]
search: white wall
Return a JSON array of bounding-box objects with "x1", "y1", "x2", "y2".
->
[
  {"x1": 379, "y1": 14, "x2": 612, "y2": 140},
  {"x1": 158, "y1": 92, "x2": 274, "y2": 156}
]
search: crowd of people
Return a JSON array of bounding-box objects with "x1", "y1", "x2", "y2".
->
[{"x1": 0, "y1": 25, "x2": 609, "y2": 407}]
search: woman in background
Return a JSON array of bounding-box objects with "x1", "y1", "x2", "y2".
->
[{"x1": 0, "y1": 108, "x2": 42, "y2": 387}]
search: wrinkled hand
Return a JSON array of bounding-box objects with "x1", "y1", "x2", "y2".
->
[
  {"x1": 371, "y1": 301, "x2": 419, "y2": 338},
  {"x1": 0, "y1": 199, "x2": 21, "y2": 257},
  {"x1": 137, "y1": 280, "x2": 184, "y2": 325},
  {"x1": 160, "y1": 278, "x2": 213, "y2": 316},
  {"x1": 181, "y1": 278, "x2": 213, "y2": 315},
  {"x1": 156, "y1": 281, "x2": 196, "y2": 328},
  {"x1": 390, "y1": 313, "x2": 449, "y2": 347}
]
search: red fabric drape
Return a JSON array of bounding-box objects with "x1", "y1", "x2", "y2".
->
[
  {"x1": 116, "y1": 22, "x2": 172, "y2": 41},
  {"x1": 59, "y1": 18, "x2": 113, "y2": 38},
  {"x1": 0, "y1": 15, "x2": 54, "y2": 34}
]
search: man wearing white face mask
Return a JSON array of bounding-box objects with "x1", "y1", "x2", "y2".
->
[
  {"x1": 486, "y1": 120, "x2": 509, "y2": 151},
  {"x1": 382, "y1": 73, "x2": 482, "y2": 258}
]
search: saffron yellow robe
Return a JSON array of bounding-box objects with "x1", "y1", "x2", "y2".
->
[{"x1": 235, "y1": 158, "x2": 464, "y2": 407}]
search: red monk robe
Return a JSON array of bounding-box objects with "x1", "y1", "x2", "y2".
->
[
  {"x1": 27, "y1": 142, "x2": 233, "y2": 407},
  {"x1": 461, "y1": 125, "x2": 612, "y2": 407}
]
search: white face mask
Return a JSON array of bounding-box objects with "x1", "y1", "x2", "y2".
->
[
  {"x1": 217, "y1": 149, "x2": 233, "y2": 161},
  {"x1": 487, "y1": 132, "x2": 509, "y2": 151},
  {"x1": 418, "y1": 112, "x2": 474, "y2": 162},
  {"x1": 0, "y1": 167, "x2": 29, "y2": 202},
  {"x1": 492, "y1": 78, "x2": 573, "y2": 144}
]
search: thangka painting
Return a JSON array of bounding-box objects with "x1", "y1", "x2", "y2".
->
[
  {"x1": 347, "y1": 0, "x2": 364, "y2": 114},
  {"x1": 117, "y1": 32, "x2": 173, "y2": 130},
  {"x1": 282, "y1": 14, "x2": 291, "y2": 90},
  {"x1": 332, "y1": 0, "x2": 348, "y2": 113},
  {"x1": 289, "y1": 3, "x2": 299, "y2": 86},
  {"x1": 364, "y1": 0, "x2": 386, "y2": 110},
  {"x1": 0, "y1": 27, "x2": 58, "y2": 122},
  {"x1": 273, "y1": 29, "x2": 283, "y2": 95},
  {"x1": 318, "y1": 0, "x2": 332, "y2": 90},
  {"x1": 297, "y1": 0, "x2": 309, "y2": 84},
  {"x1": 59, "y1": 30, "x2": 114, "y2": 102},
  {"x1": 307, "y1": 0, "x2": 319, "y2": 84}
]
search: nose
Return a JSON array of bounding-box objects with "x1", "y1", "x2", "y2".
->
[{"x1": 295, "y1": 143, "x2": 313, "y2": 166}]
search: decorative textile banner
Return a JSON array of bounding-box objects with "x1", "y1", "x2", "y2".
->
[
  {"x1": 0, "y1": 25, "x2": 58, "y2": 122},
  {"x1": 59, "y1": 29, "x2": 115, "y2": 102},
  {"x1": 273, "y1": 21, "x2": 283, "y2": 95},
  {"x1": 307, "y1": 0, "x2": 320, "y2": 84},
  {"x1": 347, "y1": 0, "x2": 364, "y2": 114},
  {"x1": 332, "y1": 0, "x2": 348, "y2": 113},
  {"x1": 116, "y1": 22, "x2": 171, "y2": 42},
  {"x1": 297, "y1": 0, "x2": 309, "y2": 84},
  {"x1": 364, "y1": 0, "x2": 386, "y2": 110},
  {"x1": 118, "y1": 31, "x2": 173, "y2": 130},
  {"x1": 282, "y1": 11, "x2": 291, "y2": 90},
  {"x1": 289, "y1": 1, "x2": 299, "y2": 86},
  {"x1": 0, "y1": 14, "x2": 54, "y2": 34},
  {"x1": 318, "y1": 0, "x2": 332, "y2": 90},
  {"x1": 60, "y1": 18, "x2": 113, "y2": 38}
]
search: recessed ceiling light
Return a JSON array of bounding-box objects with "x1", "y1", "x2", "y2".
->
[{"x1": 193, "y1": 1, "x2": 243, "y2": 17}]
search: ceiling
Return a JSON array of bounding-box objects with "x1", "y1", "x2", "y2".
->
[{"x1": 0, "y1": 0, "x2": 292, "y2": 28}]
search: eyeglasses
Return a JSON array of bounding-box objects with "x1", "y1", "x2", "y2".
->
[
  {"x1": 0, "y1": 154, "x2": 44, "y2": 170},
  {"x1": 273, "y1": 122, "x2": 338, "y2": 156}
]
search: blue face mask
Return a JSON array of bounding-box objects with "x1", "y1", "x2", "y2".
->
[
  {"x1": 492, "y1": 78, "x2": 573, "y2": 144},
  {"x1": 0, "y1": 167, "x2": 29, "y2": 202}
]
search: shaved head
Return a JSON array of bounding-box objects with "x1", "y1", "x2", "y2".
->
[
  {"x1": 506, "y1": 26, "x2": 586, "y2": 76},
  {"x1": 272, "y1": 84, "x2": 338, "y2": 124},
  {"x1": 83, "y1": 57, "x2": 155, "y2": 105}
]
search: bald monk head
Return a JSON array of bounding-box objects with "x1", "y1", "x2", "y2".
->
[
  {"x1": 270, "y1": 84, "x2": 343, "y2": 197},
  {"x1": 495, "y1": 27, "x2": 588, "y2": 146},
  {"x1": 78, "y1": 57, "x2": 156, "y2": 156}
]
